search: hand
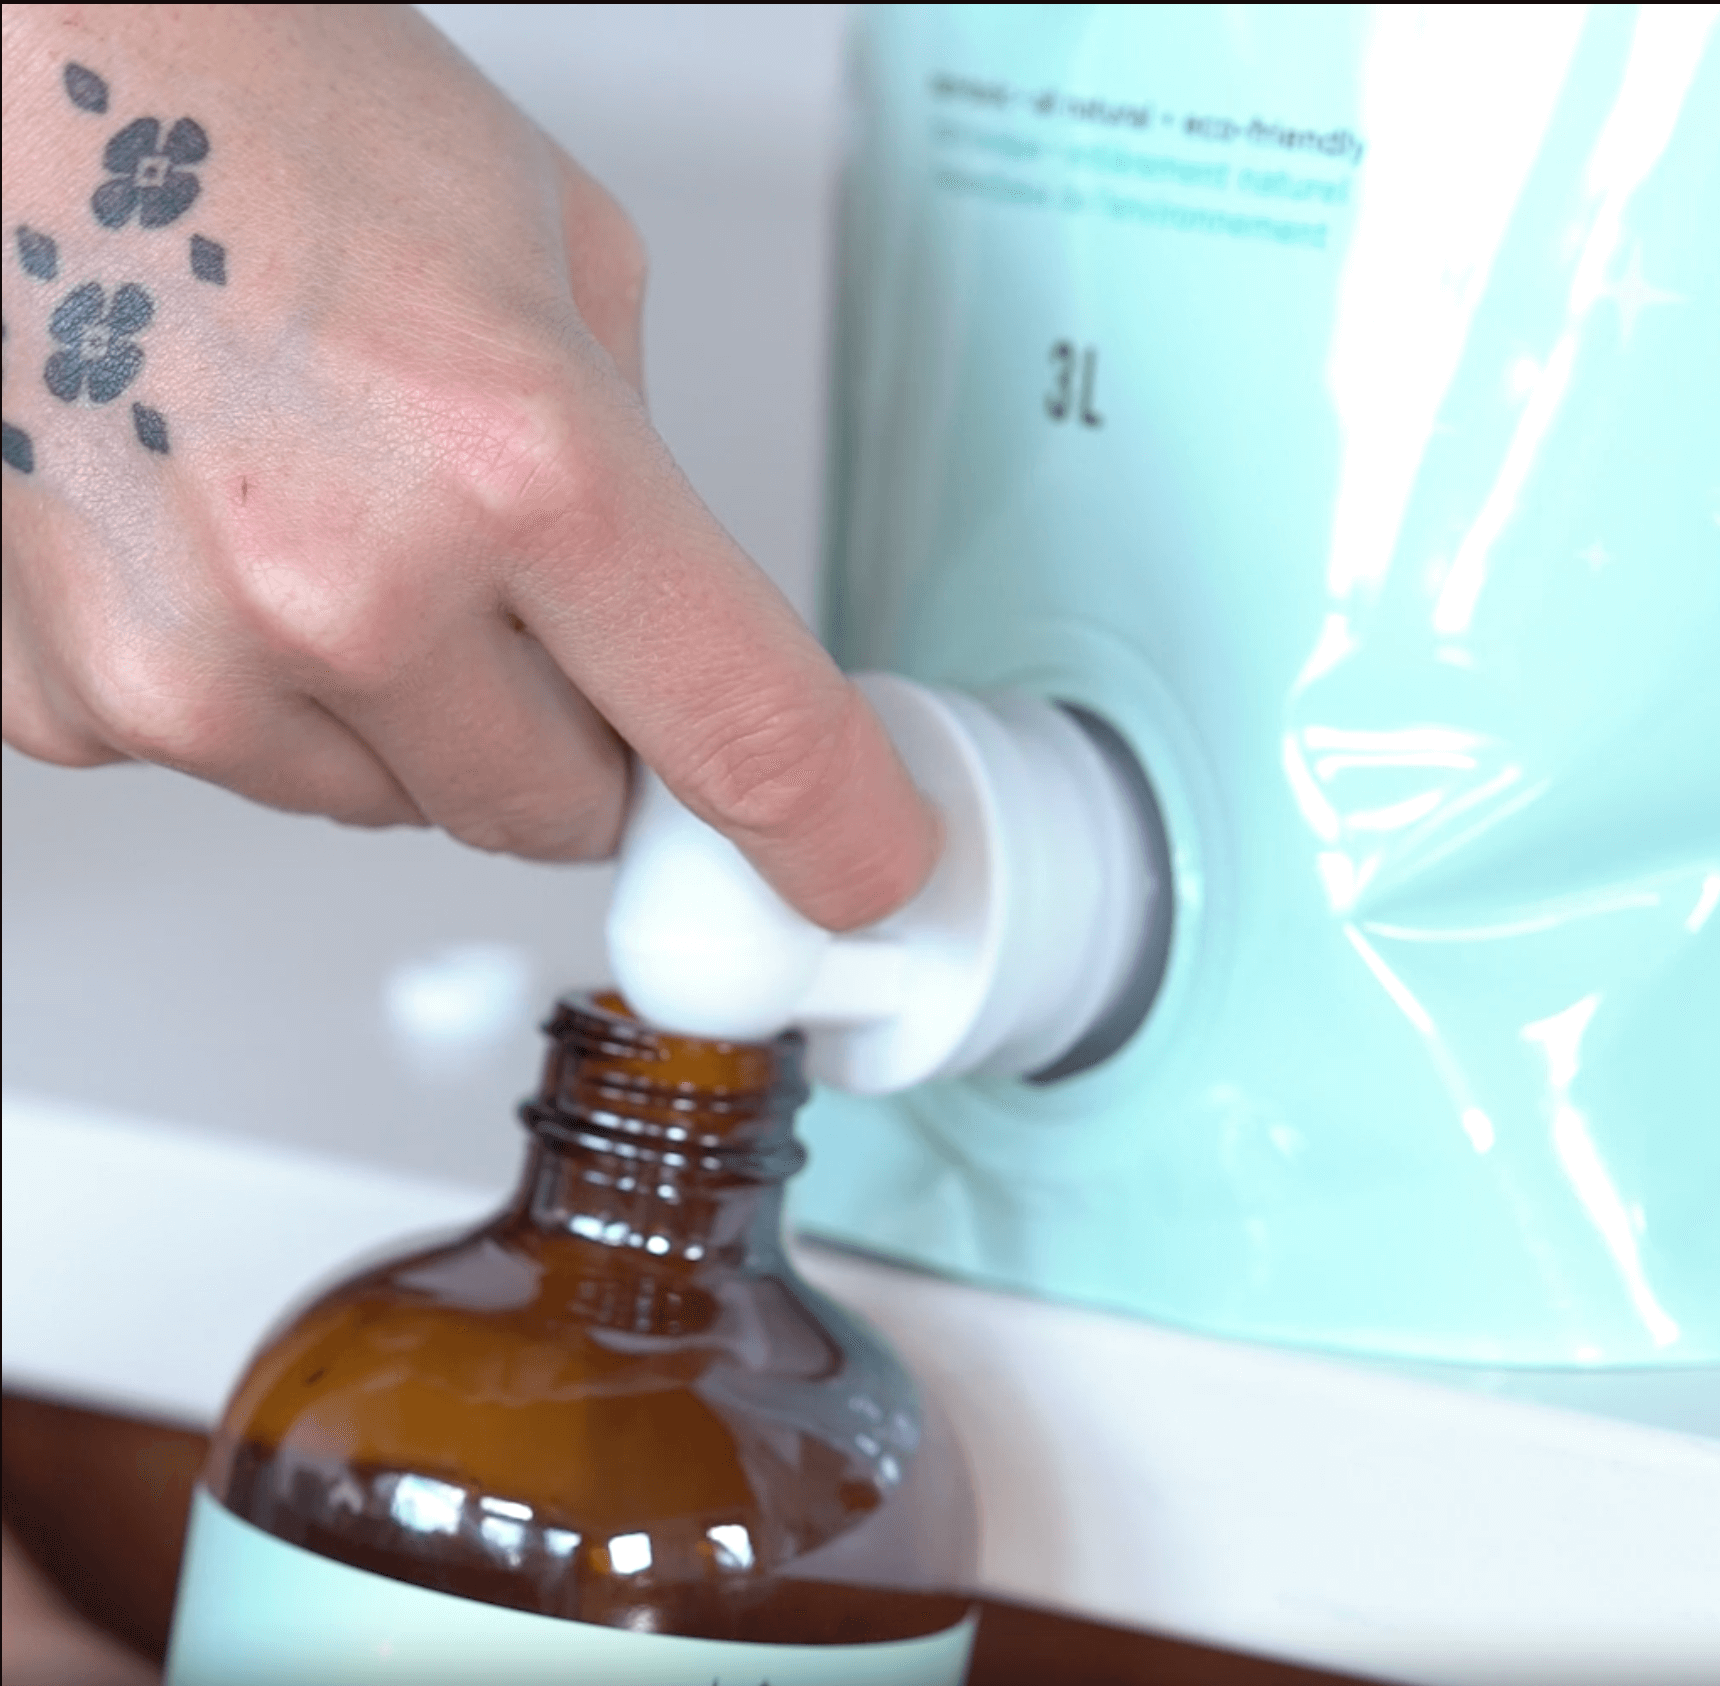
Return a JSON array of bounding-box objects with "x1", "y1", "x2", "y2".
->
[
  {"x1": 2, "y1": 1523, "x2": 158, "y2": 1686},
  {"x1": 0, "y1": 3, "x2": 935, "y2": 930}
]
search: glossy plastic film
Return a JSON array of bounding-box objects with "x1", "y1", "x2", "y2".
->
[{"x1": 792, "y1": 5, "x2": 1720, "y2": 1364}]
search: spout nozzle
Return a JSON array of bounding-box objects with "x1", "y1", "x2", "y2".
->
[
  {"x1": 606, "y1": 675, "x2": 1170, "y2": 1093},
  {"x1": 802, "y1": 939, "x2": 910, "y2": 1026},
  {"x1": 606, "y1": 772, "x2": 908, "y2": 1041}
]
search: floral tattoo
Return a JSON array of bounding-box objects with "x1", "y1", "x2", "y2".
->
[
  {"x1": 3, "y1": 63, "x2": 226, "y2": 472},
  {"x1": 93, "y1": 117, "x2": 209, "y2": 229},
  {"x1": 44, "y1": 282, "x2": 153, "y2": 404}
]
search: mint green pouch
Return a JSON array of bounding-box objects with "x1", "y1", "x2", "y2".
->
[{"x1": 794, "y1": 4, "x2": 1719, "y2": 1366}]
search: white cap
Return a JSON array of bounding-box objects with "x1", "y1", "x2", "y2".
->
[{"x1": 606, "y1": 675, "x2": 1169, "y2": 1094}]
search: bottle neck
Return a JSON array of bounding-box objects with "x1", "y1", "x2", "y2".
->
[{"x1": 507, "y1": 995, "x2": 807, "y2": 1272}]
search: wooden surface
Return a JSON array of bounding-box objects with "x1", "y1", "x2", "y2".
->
[{"x1": 1, "y1": 1391, "x2": 1366, "y2": 1684}]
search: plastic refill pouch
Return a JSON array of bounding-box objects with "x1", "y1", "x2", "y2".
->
[{"x1": 786, "y1": 4, "x2": 1720, "y2": 1365}]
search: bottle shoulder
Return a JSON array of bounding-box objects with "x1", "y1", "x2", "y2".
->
[
  {"x1": 182, "y1": 996, "x2": 977, "y2": 1647},
  {"x1": 208, "y1": 1220, "x2": 941, "y2": 1555}
]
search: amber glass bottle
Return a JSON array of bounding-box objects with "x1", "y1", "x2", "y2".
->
[{"x1": 166, "y1": 994, "x2": 977, "y2": 1683}]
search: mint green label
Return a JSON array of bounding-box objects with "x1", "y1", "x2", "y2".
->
[{"x1": 167, "y1": 1490, "x2": 975, "y2": 1684}]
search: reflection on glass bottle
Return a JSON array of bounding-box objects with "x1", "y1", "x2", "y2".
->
[{"x1": 167, "y1": 994, "x2": 978, "y2": 1680}]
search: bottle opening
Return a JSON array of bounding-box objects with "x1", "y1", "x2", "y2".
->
[{"x1": 523, "y1": 991, "x2": 808, "y2": 1171}]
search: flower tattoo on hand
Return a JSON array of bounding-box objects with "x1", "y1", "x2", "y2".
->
[
  {"x1": 92, "y1": 117, "x2": 208, "y2": 228},
  {"x1": 2, "y1": 62, "x2": 219, "y2": 471},
  {"x1": 44, "y1": 281, "x2": 154, "y2": 403}
]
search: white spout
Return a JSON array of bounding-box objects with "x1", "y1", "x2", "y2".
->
[{"x1": 606, "y1": 675, "x2": 1170, "y2": 1094}]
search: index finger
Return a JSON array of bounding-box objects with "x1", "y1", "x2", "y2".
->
[{"x1": 510, "y1": 388, "x2": 939, "y2": 933}]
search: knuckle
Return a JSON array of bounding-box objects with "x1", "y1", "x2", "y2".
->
[
  {"x1": 1, "y1": 669, "x2": 103, "y2": 765},
  {"x1": 326, "y1": 795, "x2": 426, "y2": 832},
  {"x1": 444, "y1": 787, "x2": 619, "y2": 862},
  {"x1": 600, "y1": 199, "x2": 648, "y2": 299},
  {"x1": 79, "y1": 647, "x2": 226, "y2": 768},
  {"x1": 227, "y1": 556, "x2": 405, "y2": 693},
  {"x1": 426, "y1": 381, "x2": 577, "y2": 517},
  {"x1": 575, "y1": 174, "x2": 649, "y2": 297},
  {"x1": 505, "y1": 410, "x2": 634, "y2": 585},
  {"x1": 214, "y1": 461, "x2": 415, "y2": 692},
  {"x1": 684, "y1": 685, "x2": 856, "y2": 844},
  {"x1": 1, "y1": 708, "x2": 117, "y2": 769},
  {"x1": 414, "y1": 377, "x2": 626, "y2": 573}
]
